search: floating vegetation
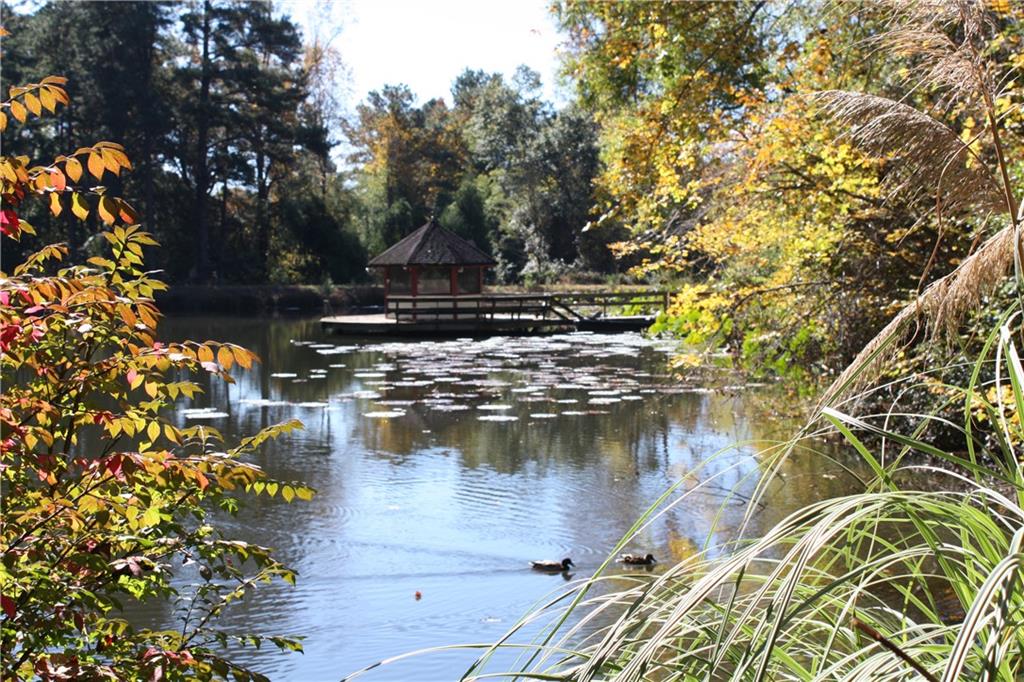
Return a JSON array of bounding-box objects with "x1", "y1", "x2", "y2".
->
[
  {"x1": 182, "y1": 408, "x2": 229, "y2": 419},
  {"x1": 430, "y1": 404, "x2": 471, "y2": 412},
  {"x1": 363, "y1": 410, "x2": 406, "y2": 419},
  {"x1": 349, "y1": 391, "x2": 382, "y2": 400},
  {"x1": 238, "y1": 398, "x2": 287, "y2": 407},
  {"x1": 259, "y1": 332, "x2": 703, "y2": 433}
]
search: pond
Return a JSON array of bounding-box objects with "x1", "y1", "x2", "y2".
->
[{"x1": 140, "y1": 316, "x2": 859, "y2": 681}]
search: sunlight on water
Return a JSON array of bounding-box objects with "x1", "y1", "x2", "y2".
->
[{"x1": 134, "y1": 316, "x2": 857, "y2": 681}]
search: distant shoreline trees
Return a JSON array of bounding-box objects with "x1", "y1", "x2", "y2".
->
[{"x1": 0, "y1": 1, "x2": 629, "y2": 289}]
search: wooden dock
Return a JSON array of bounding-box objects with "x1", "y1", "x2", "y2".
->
[{"x1": 321, "y1": 290, "x2": 668, "y2": 337}]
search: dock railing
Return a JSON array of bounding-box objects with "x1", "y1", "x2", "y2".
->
[{"x1": 385, "y1": 290, "x2": 670, "y2": 322}]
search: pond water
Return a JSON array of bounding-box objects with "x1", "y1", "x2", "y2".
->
[{"x1": 142, "y1": 316, "x2": 859, "y2": 681}]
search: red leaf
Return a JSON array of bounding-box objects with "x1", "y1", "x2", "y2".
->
[
  {"x1": 0, "y1": 323, "x2": 21, "y2": 352},
  {"x1": 1, "y1": 594, "x2": 15, "y2": 619},
  {"x1": 0, "y1": 209, "x2": 18, "y2": 236}
]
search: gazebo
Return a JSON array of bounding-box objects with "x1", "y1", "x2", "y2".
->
[{"x1": 367, "y1": 219, "x2": 496, "y2": 316}]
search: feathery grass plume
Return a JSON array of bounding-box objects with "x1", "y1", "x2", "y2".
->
[
  {"x1": 382, "y1": 313, "x2": 1024, "y2": 682},
  {"x1": 874, "y1": 0, "x2": 994, "y2": 105},
  {"x1": 815, "y1": 91, "x2": 1004, "y2": 215},
  {"x1": 820, "y1": 225, "x2": 1016, "y2": 407}
]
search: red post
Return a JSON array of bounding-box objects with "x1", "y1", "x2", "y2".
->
[
  {"x1": 410, "y1": 266, "x2": 418, "y2": 321},
  {"x1": 450, "y1": 267, "x2": 459, "y2": 320}
]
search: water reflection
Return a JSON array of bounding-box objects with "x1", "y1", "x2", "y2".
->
[{"x1": 136, "y1": 316, "x2": 861, "y2": 681}]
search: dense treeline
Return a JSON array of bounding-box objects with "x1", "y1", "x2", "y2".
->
[
  {"x1": 0, "y1": 1, "x2": 626, "y2": 286},
  {"x1": 555, "y1": 0, "x2": 1024, "y2": 372}
]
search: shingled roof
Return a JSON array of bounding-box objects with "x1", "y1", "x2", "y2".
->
[{"x1": 367, "y1": 219, "x2": 496, "y2": 267}]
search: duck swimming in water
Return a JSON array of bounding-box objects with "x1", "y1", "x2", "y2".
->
[
  {"x1": 531, "y1": 558, "x2": 574, "y2": 572},
  {"x1": 618, "y1": 553, "x2": 657, "y2": 566}
]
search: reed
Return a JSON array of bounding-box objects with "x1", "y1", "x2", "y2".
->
[{"x1": 417, "y1": 306, "x2": 1023, "y2": 681}]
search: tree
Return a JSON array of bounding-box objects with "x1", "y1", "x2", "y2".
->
[
  {"x1": 173, "y1": 0, "x2": 312, "y2": 282},
  {"x1": 0, "y1": 49, "x2": 312, "y2": 680},
  {"x1": 558, "y1": 0, "x2": 1001, "y2": 372}
]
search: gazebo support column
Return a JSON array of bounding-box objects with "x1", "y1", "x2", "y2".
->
[{"x1": 450, "y1": 267, "x2": 459, "y2": 320}]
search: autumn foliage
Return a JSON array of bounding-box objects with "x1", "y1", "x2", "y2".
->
[{"x1": 1, "y1": 41, "x2": 312, "y2": 681}]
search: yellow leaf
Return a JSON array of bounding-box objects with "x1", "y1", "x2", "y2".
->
[
  {"x1": 87, "y1": 152, "x2": 105, "y2": 180},
  {"x1": 147, "y1": 421, "x2": 160, "y2": 442},
  {"x1": 98, "y1": 196, "x2": 116, "y2": 224},
  {"x1": 49, "y1": 192, "x2": 62, "y2": 216},
  {"x1": 0, "y1": 111, "x2": 6, "y2": 132},
  {"x1": 282, "y1": 485, "x2": 295, "y2": 503},
  {"x1": 23, "y1": 92, "x2": 41, "y2": 116},
  {"x1": 65, "y1": 157, "x2": 83, "y2": 182},
  {"x1": 232, "y1": 346, "x2": 254, "y2": 369},
  {"x1": 9, "y1": 99, "x2": 26, "y2": 123},
  {"x1": 39, "y1": 87, "x2": 56, "y2": 113},
  {"x1": 217, "y1": 345, "x2": 234, "y2": 369},
  {"x1": 197, "y1": 345, "x2": 214, "y2": 363},
  {"x1": 71, "y1": 192, "x2": 89, "y2": 220},
  {"x1": 164, "y1": 423, "x2": 180, "y2": 444},
  {"x1": 0, "y1": 161, "x2": 17, "y2": 183},
  {"x1": 101, "y1": 148, "x2": 120, "y2": 174}
]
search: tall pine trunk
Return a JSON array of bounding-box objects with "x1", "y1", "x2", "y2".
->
[{"x1": 193, "y1": 0, "x2": 212, "y2": 283}]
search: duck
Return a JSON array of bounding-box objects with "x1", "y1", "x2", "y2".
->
[
  {"x1": 530, "y1": 557, "x2": 574, "y2": 572},
  {"x1": 618, "y1": 553, "x2": 657, "y2": 566}
]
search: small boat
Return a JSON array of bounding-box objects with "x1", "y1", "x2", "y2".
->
[
  {"x1": 618, "y1": 553, "x2": 657, "y2": 566},
  {"x1": 530, "y1": 557, "x2": 574, "y2": 572}
]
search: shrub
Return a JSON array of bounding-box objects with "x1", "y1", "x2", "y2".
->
[{"x1": 1, "y1": 58, "x2": 312, "y2": 681}]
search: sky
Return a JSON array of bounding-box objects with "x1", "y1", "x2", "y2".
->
[{"x1": 281, "y1": 0, "x2": 568, "y2": 109}]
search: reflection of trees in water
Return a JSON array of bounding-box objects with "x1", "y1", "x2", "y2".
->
[{"x1": 146, "y1": 317, "x2": 864, "y2": 676}]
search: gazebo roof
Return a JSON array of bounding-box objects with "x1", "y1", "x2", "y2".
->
[{"x1": 367, "y1": 219, "x2": 496, "y2": 267}]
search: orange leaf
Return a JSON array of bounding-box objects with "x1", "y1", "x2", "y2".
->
[
  {"x1": 0, "y1": 111, "x2": 7, "y2": 132},
  {"x1": 101, "y1": 149, "x2": 120, "y2": 174},
  {"x1": 117, "y1": 199, "x2": 139, "y2": 223},
  {"x1": 87, "y1": 153, "x2": 105, "y2": 180},
  {"x1": 49, "y1": 192, "x2": 62, "y2": 217},
  {"x1": 197, "y1": 345, "x2": 214, "y2": 363},
  {"x1": 23, "y1": 92, "x2": 41, "y2": 116},
  {"x1": 9, "y1": 100, "x2": 26, "y2": 123},
  {"x1": 49, "y1": 169, "x2": 66, "y2": 191},
  {"x1": 98, "y1": 196, "x2": 116, "y2": 225},
  {"x1": 217, "y1": 345, "x2": 234, "y2": 369},
  {"x1": 65, "y1": 157, "x2": 82, "y2": 183},
  {"x1": 39, "y1": 87, "x2": 56, "y2": 113}
]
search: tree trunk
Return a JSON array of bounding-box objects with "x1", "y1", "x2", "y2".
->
[{"x1": 193, "y1": 0, "x2": 213, "y2": 283}]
